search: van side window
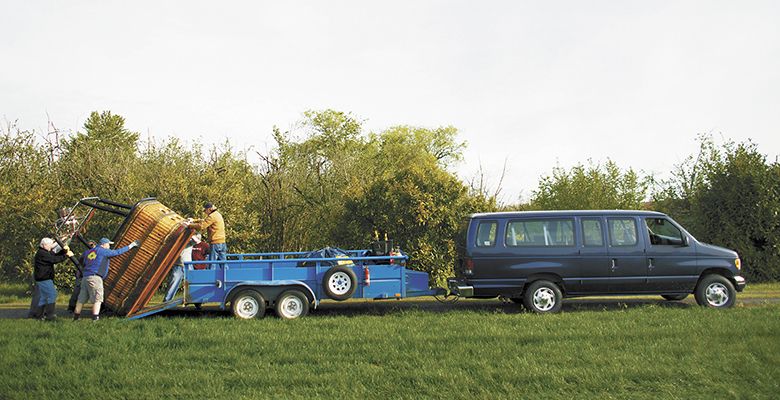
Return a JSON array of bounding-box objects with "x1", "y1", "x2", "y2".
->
[
  {"x1": 505, "y1": 219, "x2": 574, "y2": 247},
  {"x1": 581, "y1": 219, "x2": 604, "y2": 246},
  {"x1": 608, "y1": 218, "x2": 638, "y2": 247},
  {"x1": 475, "y1": 221, "x2": 497, "y2": 247},
  {"x1": 645, "y1": 218, "x2": 684, "y2": 246}
]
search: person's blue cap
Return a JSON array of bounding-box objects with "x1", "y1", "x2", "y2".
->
[{"x1": 98, "y1": 238, "x2": 114, "y2": 245}]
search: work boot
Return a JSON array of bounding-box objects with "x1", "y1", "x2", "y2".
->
[
  {"x1": 28, "y1": 305, "x2": 44, "y2": 319},
  {"x1": 73, "y1": 313, "x2": 80, "y2": 321},
  {"x1": 43, "y1": 303, "x2": 58, "y2": 321}
]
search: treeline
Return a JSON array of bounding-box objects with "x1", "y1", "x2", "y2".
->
[{"x1": 0, "y1": 111, "x2": 777, "y2": 288}]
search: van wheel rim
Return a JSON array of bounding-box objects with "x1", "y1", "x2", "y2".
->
[
  {"x1": 280, "y1": 296, "x2": 303, "y2": 318},
  {"x1": 236, "y1": 297, "x2": 258, "y2": 318},
  {"x1": 705, "y1": 283, "x2": 729, "y2": 307},
  {"x1": 328, "y1": 272, "x2": 352, "y2": 295},
  {"x1": 533, "y1": 287, "x2": 556, "y2": 311}
]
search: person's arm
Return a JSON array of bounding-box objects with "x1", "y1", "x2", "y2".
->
[
  {"x1": 189, "y1": 214, "x2": 215, "y2": 230},
  {"x1": 40, "y1": 249, "x2": 69, "y2": 264},
  {"x1": 100, "y1": 245, "x2": 131, "y2": 258}
]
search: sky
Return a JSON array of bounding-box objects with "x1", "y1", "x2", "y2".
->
[{"x1": 1, "y1": 1, "x2": 778, "y2": 203}]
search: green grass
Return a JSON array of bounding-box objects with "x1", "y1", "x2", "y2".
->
[
  {"x1": 0, "y1": 283, "x2": 30, "y2": 304},
  {"x1": 1, "y1": 305, "x2": 779, "y2": 399}
]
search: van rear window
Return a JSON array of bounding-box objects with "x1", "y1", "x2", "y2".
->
[
  {"x1": 505, "y1": 219, "x2": 574, "y2": 247},
  {"x1": 475, "y1": 221, "x2": 497, "y2": 247}
]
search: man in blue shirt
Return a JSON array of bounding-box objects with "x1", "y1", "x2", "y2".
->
[{"x1": 73, "y1": 237, "x2": 139, "y2": 321}]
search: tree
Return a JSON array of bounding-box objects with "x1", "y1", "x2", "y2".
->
[
  {"x1": 654, "y1": 135, "x2": 780, "y2": 281},
  {"x1": 531, "y1": 160, "x2": 650, "y2": 210}
]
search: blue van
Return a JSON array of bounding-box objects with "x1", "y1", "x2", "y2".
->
[{"x1": 452, "y1": 210, "x2": 746, "y2": 313}]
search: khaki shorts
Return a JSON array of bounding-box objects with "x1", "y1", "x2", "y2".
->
[{"x1": 78, "y1": 275, "x2": 104, "y2": 303}]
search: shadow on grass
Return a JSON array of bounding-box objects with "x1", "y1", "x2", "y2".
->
[{"x1": 138, "y1": 297, "x2": 695, "y2": 320}]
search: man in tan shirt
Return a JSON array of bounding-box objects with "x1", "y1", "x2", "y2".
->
[{"x1": 185, "y1": 202, "x2": 227, "y2": 270}]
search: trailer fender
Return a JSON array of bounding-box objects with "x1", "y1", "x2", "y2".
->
[{"x1": 225, "y1": 280, "x2": 318, "y2": 309}]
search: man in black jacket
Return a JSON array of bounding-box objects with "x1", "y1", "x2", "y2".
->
[{"x1": 30, "y1": 237, "x2": 73, "y2": 320}]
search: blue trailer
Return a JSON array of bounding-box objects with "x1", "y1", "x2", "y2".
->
[{"x1": 129, "y1": 249, "x2": 442, "y2": 320}]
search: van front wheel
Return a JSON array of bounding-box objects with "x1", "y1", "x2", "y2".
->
[
  {"x1": 695, "y1": 275, "x2": 736, "y2": 308},
  {"x1": 523, "y1": 280, "x2": 563, "y2": 314}
]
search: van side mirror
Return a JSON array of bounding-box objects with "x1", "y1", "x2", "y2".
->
[{"x1": 681, "y1": 235, "x2": 689, "y2": 247}]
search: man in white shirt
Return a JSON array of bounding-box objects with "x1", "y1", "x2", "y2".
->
[{"x1": 164, "y1": 240, "x2": 194, "y2": 302}]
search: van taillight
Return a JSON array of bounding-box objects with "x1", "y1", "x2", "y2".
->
[{"x1": 464, "y1": 257, "x2": 474, "y2": 275}]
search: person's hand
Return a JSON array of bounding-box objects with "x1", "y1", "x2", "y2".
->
[
  {"x1": 128, "y1": 240, "x2": 140, "y2": 249},
  {"x1": 63, "y1": 245, "x2": 70, "y2": 252},
  {"x1": 66, "y1": 250, "x2": 74, "y2": 257}
]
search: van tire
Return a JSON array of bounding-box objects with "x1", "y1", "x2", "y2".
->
[
  {"x1": 323, "y1": 266, "x2": 357, "y2": 301},
  {"x1": 231, "y1": 290, "x2": 266, "y2": 319},
  {"x1": 661, "y1": 294, "x2": 688, "y2": 301},
  {"x1": 523, "y1": 280, "x2": 563, "y2": 314},
  {"x1": 695, "y1": 275, "x2": 736, "y2": 308},
  {"x1": 275, "y1": 290, "x2": 310, "y2": 320}
]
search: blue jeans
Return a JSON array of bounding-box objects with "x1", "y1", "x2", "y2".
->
[
  {"x1": 37, "y1": 280, "x2": 57, "y2": 306},
  {"x1": 209, "y1": 243, "x2": 227, "y2": 270},
  {"x1": 164, "y1": 265, "x2": 184, "y2": 302}
]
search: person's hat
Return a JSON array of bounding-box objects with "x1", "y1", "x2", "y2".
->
[
  {"x1": 203, "y1": 202, "x2": 214, "y2": 210},
  {"x1": 98, "y1": 238, "x2": 114, "y2": 246},
  {"x1": 39, "y1": 237, "x2": 55, "y2": 248}
]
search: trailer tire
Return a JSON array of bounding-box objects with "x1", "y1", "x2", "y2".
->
[
  {"x1": 275, "y1": 290, "x2": 310, "y2": 320},
  {"x1": 231, "y1": 290, "x2": 266, "y2": 319},
  {"x1": 323, "y1": 266, "x2": 357, "y2": 301}
]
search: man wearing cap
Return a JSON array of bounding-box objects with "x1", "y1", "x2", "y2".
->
[
  {"x1": 30, "y1": 237, "x2": 74, "y2": 320},
  {"x1": 73, "y1": 237, "x2": 139, "y2": 321},
  {"x1": 185, "y1": 202, "x2": 227, "y2": 269},
  {"x1": 68, "y1": 240, "x2": 96, "y2": 313}
]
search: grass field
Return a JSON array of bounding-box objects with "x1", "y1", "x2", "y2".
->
[{"x1": 1, "y1": 299, "x2": 779, "y2": 399}]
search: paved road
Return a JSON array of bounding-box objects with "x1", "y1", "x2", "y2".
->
[{"x1": 2, "y1": 296, "x2": 778, "y2": 320}]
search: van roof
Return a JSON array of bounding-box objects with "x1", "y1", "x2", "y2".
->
[{"x1": 469, "y1": 210, "x2": 668, "y2": 219}]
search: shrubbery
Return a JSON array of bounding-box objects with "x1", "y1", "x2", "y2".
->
[{"x1": 1, "y1": 111, "x2": 777, "y2": 289}]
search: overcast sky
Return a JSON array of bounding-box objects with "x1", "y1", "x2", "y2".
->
[{"x1": 2, "y1": 1, "x2": 778, "y2": 202}]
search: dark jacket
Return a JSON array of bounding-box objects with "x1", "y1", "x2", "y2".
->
[
  {"x1": 191, "y1": 241, "x2": 210, "y2": 263},
  {"x1": 33, "y1": 248, "x2": 68, "y2": 282}
]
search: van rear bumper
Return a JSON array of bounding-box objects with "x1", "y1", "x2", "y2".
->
[
  {"x1": 734, "y1": 276, "x2": 746, "y2": 292},
  {"x1": 448, "y1": 279, "x2": 474, "y2": 297}
]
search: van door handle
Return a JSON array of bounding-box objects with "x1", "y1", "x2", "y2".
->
[
  {"x1": 610, "y1": 259, "x2": 617, "y2": 271},
  {"x1": 648, "y1": 258, "x2": 655, "y2": 270}
]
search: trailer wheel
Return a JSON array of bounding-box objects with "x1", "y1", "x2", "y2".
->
[
  {"x1": 275, "y1": 290, "x2": 310, "y2": 320},
  {"x1": 231, "y1": 290, "x2": 266, "y2": 319},
  {"x1": 323, "y1": 266, "x2": 357, "y2": 301}
]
